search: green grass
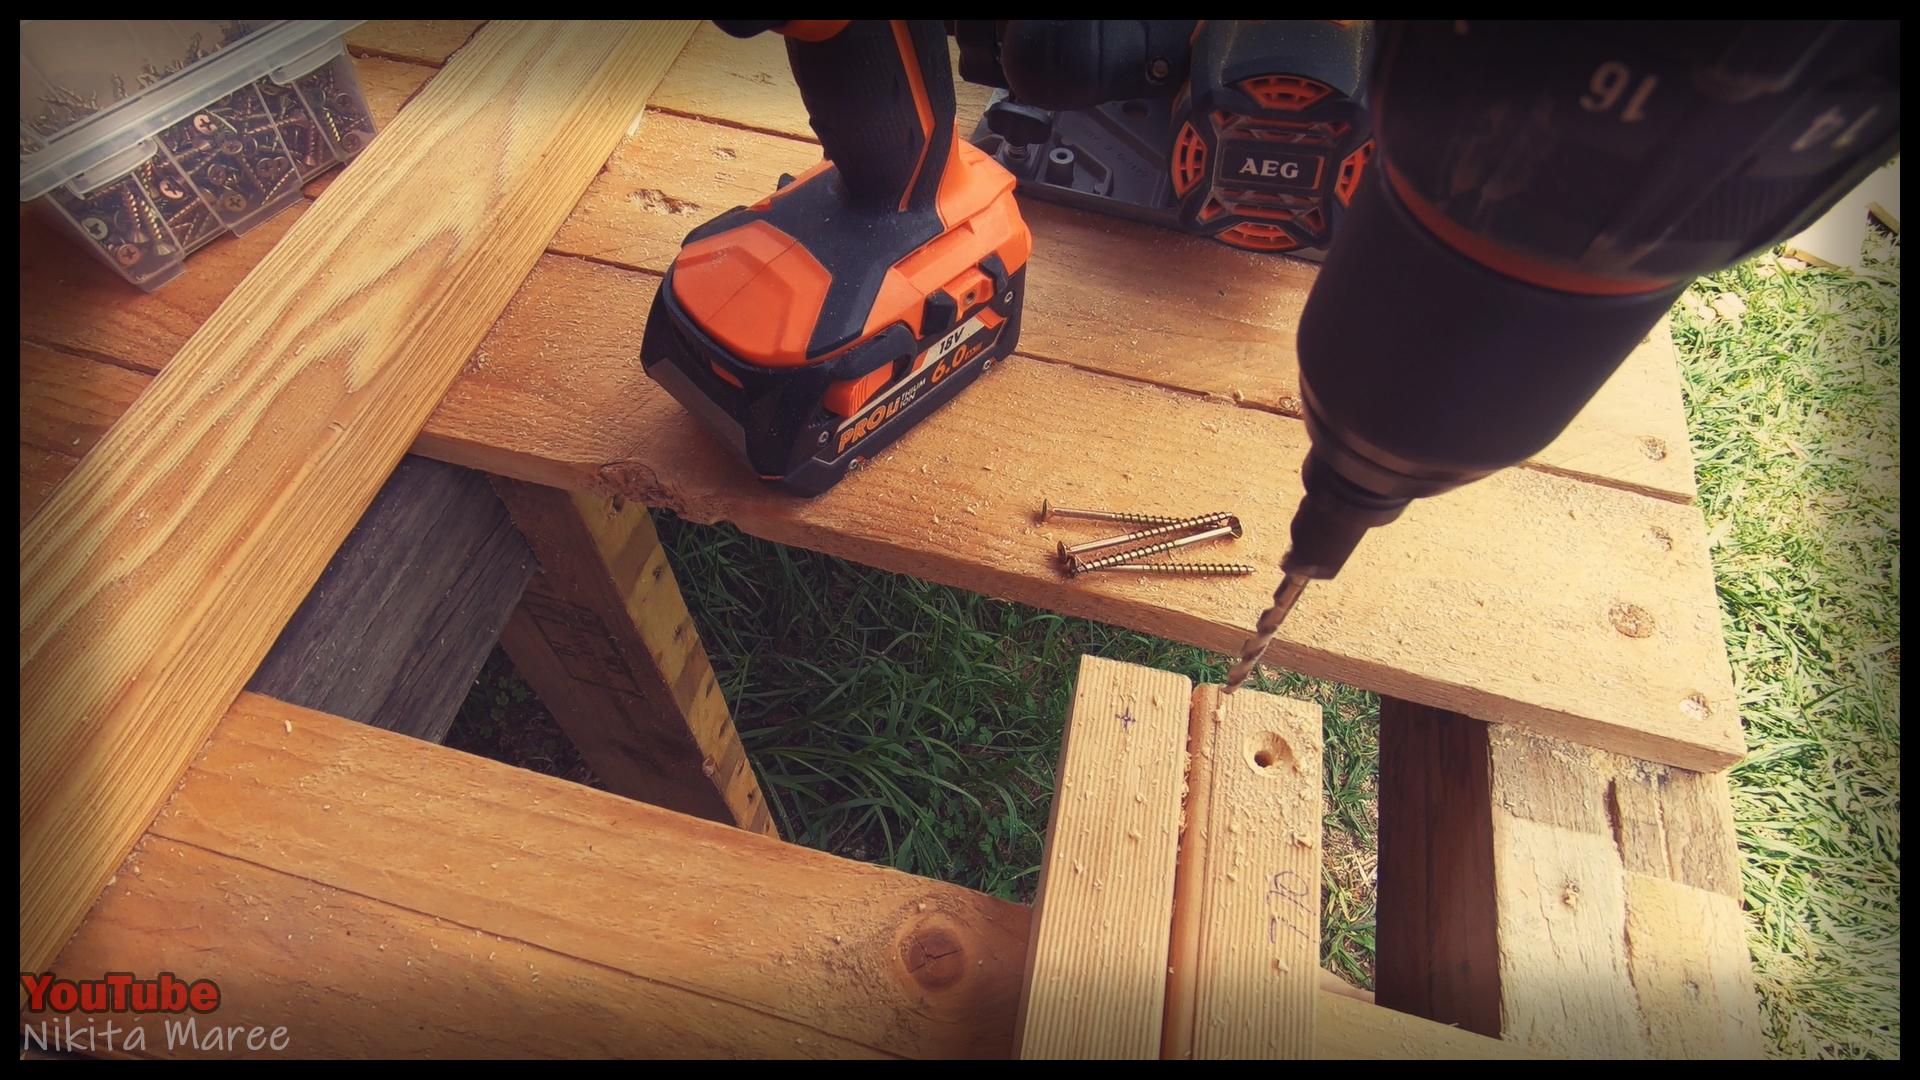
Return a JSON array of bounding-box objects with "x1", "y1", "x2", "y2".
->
[
  {"x1": 1671, "y1": 232, "x2": 1900, "y2": 1059},
  {"x1": 649, "y1": 515, "x2": 1383, "y2": 984},
  {"x1": 449, "y1": 229, "x2": 1898, "y2": 1058}
]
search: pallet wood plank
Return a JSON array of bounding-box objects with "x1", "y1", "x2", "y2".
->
[
  {"x1": 1165, "y1": 684, "x2": 1323, "y2": 1059},
  {"x1": 622, "y1": 50, "x2": 1697, "y2": 503},
  {"x1": 141, "y1": 693, "x2": 1027, "y2": 1058},
  {"x1": 18, "y1": 20, "x2": 698, "y2": 976},
  {"x1": 1377, "y1": 700, "x2": 1763, "y2": 1058},
  {"x1": 1621, "y1": 873, "x2": 1766, "y2": 1058},
  {"x1": 421, "y1": 257, "x2": 1742, "y2": 771},
  {"x1": 492, "y1": 478, "x2": 776, "y2": 835},
  {"x1": 1016, "y1": 655, "x2": 1192, "y2": 1058},
  {"x1": 35, "y1": 692, "x2": 1519, "y2": 1059},
  {"x1": 345, "y1": 20, "x2": 488, "y2": 67},
  {"x1": 246, "y1": 456, "x2": 537, "y2": 742},
  {"x1": 16, "y1": 250, "x2": 1745, "y2": 771}
]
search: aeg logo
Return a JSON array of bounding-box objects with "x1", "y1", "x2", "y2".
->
[{"x1": 1238, "y1": 158, "x2": 1302, "y2": 180}]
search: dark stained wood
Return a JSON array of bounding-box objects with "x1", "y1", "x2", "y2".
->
[
  {"x1": 1375, "y1": 697, "x2": 1503, "y2": 1038},
  {"x1": 246, "y1": 455, "x2": 538, "y2": 743}
]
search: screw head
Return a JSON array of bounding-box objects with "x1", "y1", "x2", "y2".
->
[
  {"x1": 338, "y1": 131, "x2": 364, "y2": 154},
  {"x1": 80, "y1": 216, "x2": 109, "y2": 240},
  {"x1": 848, "y1": 456, "x2": 867, "y2": 472},
  {"x1": 157, "y1": 176, "x2": 188, "y2": 200},
  {"x1": 113, "y1": 243, "x2": 142, "y2": 267},
  {"x1": 1148, "y1": 57, "x2": 1171, "y2": 82},
  {"x1": 192, "y1": 113, "x2": 218, "y2": 134},
  {"x1": 1002, "y1": 290, "x2": 1015, "y2": 305},
  {"x1": 219, "y1": 192, "x2": 248, "y2": 213},
  {"x1": 817, "y1": 430, "x2": 830, "y2": 446}
]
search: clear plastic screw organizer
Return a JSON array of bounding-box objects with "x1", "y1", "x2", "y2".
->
[{"x1": 21, "y1": 20, "x2": 373, "y2": 290}]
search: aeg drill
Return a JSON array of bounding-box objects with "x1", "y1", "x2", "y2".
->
[
  {"x1": 642, "y1": 20, "x2": 1032, "y2": 495},
  {"x1": 1224, "y1": 20, "x2": 1900, "y2": 689}
]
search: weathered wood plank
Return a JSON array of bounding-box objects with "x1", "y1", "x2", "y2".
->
[
  {"x1": 1376, "y1": 699, "x2": 1763, "y2": 1058},
  {"x1": 33, "y1": 692, "x2": 1507, "y2": 1059},
  {"x1": 423, "y1": 254, "x2": 1742, "y2": 771},
  {"x1": 247, "y1": 456, "x2": 537, "y2": 743},
  {"x1": 1166, "y1": 684, "x2": 1323, "y2": 1058},
  {"x1": 492, "y1": 478, "x2": 776, "y2": 835},
  {"x1": 345, "y1": 20, "x2": 488, "y2": 67},
  {"x1": 1016, "y1": 655, "x2": 1191, "y2": 1058},
  {"x1": 16, "y1": 248, "x2": 1745, "y2": 771},
  {"x1": 19, "y1": 20, "x2": 699, "y2": 975},
  {"x1": 139, "y1": 694, "x2": 1026, "y2": 1058}
]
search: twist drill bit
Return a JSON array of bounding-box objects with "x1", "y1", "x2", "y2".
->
[{"x1": 1222, "y1": 571, "x2": 1310, "y2": 693}]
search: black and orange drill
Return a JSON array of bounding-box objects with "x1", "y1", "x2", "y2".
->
[{"x1": 642, "y1": 20, "x2": 1033, "y2": 495}]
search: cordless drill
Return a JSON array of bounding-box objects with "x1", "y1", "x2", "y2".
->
[
  {"x1": 642, "y1": 20, "x2": 1033, "y2": 495},
  {"x1": 1225, "y1": 20, "x2": 1900, "y2": 688}
]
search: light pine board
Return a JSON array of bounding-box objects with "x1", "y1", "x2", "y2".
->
[
  {"x1": 18, "y1": 20, "x2": 698, "y2": 974},
  {"x1": 1166, "y1": 684, "x2": 1323, "y2": 1059},
  {"x1": 38, "y1": 691, "x2": 1522, "y2": 1059},
  {"x1": 1015, "y1": 655, "x2": 1192, "y2": 1058}
]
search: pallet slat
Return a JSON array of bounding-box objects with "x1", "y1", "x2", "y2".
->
[
  {"x1": 37, "y1": 693, "x2": 1525, "y2": 1059},
  {"x1": 1015, "y1": 655, "x2": 1191, "y2": 1058},
  {"x1": 1167, "y1": 685, "x2": 1323, "y2": 1059},
  {"x1": 18, "y1": 20, "x2": 699, "y2": 975}
]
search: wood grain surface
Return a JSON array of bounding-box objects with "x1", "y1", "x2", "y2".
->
[{"x1": 19, "y1": 20, "x2": 698, "y2": 974}]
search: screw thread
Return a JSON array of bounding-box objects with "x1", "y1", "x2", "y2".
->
[
  {"x1": 1059, "y1": 512, "x2": 1236, "y2": 559},
  {"x1": 1095, "y1": 561, "x2": 1258, "y2": 575},
  {"x1": 1069, "y1": 522, "x2": 1239, "y2": 575}
]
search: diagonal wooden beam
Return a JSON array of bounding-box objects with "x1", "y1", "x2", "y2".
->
[
  {"x1": 492, "y1": 477, "x2": 775, "y2": 835},
  {"x1": 18, "y1": 20, "x2": 697, "y2": 975}
]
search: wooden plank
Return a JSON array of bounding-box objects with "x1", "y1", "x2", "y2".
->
[
  {"x1": 345, "y1": 20, "x2": 488, "y2": 66},
  {"x1": 1621, "y1": 874, "x2": 1766, "y2": 1059},
  {"x1": 1314, "y1": 993, "x2": 1535, "y2": 1060},
  {"x1": 128, "y1": 693, "x2": 1026, "y2": 1058},
  {"x1": 492, "y1": 477, "x2": 776, "y2": 835},
  {"x1": 1165, "y1": 684, "x2": 1323, "y2": 1058},
  {"x1": 18, "y1": 20, "x2": 699, "y2": 976},
  {"x1": 621, "y1": 47, "x2": 1698, "y2": 504},
  {"x1": 1376, "y1": 699, "x2": 1763, "y2": 1058},
  {"x1": 1376, "y1": 700, "x2": 1502, "y2": 1037},
  {"x1": 246, "y1": 456, "x2": 537, "y2": 742},
  {"x1": 16, "y1": 248, "x2": 1745, "y2": 771},
  {"x1": 1015, "y1": 655, "x2": 1191, "y2": 1059},
  {"x1": 424, "y1": 255, "x2": 1743, "y2": 771},
  {"x1": 33, "y1": 693, "x2": 1519, "y2": 1059}
]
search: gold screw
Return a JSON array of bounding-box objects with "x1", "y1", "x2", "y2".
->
[
  {"x1": 1088, "y1": 561, "x2": 1258, "y2": 576},
  {"x1": 1059, "y1": 513, "x2": 1236, "y2": 559},
  {"x1": 1039, "y1": 499, "x2": 1204, "y2": 526},
  {"x1": 1068, "y1": 520, "x2": 1244, "y2": 576}
]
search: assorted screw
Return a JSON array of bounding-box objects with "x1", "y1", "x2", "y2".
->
[
  {"x1": 1068, "y1": 520, "x2": 1244, "y2": 576},
  {"x1": 1044, "y1": 500, "x2": 1251, "y2": 580},
  {"x1": 1096, "y1": 562, "x2": 1258, "y2": 576},
  {"x1": 1058, "y1": 512, "x2": 1234, "y2": 559},
  {"x1": 27, "y1": 25, "x2": 371, "y2": 285}
]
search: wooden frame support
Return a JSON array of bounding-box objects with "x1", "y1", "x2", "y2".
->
[
  {"x1": 18, "y1": 20, "x2": 698, "y2": 975},
  {"x1": 248, "y1": 455, "x2": 536, "y2": 743},
  {"x1": 493, "y1": 478, "x2": 775, "y2": 836},
  {"x1": 1014, "y1": 657, "x2": 1516, "y2": 1059},
  {"x1": 31, "y1": 692, "x2": 1528, "y2": 1059},
  {"x1": 1376, "y1": 698, "x2": 1765, "y2": 1058}
]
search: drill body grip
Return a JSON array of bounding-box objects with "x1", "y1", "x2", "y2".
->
[{"x1": 782, "y1": 20, "x2": 958, "y2": 213}]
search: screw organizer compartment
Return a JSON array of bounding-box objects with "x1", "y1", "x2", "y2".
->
[{"x1": 21, "y1": 20, "x2": 371, "y2": 291}]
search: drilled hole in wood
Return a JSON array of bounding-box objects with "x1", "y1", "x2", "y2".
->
[{"x1": 1247, "y1": 731, "x2": 1292, "y2": 771}]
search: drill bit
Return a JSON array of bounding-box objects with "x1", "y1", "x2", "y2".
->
[{"x1": 1221, "y1": 571, "x2": 1310, "y2": 693}]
